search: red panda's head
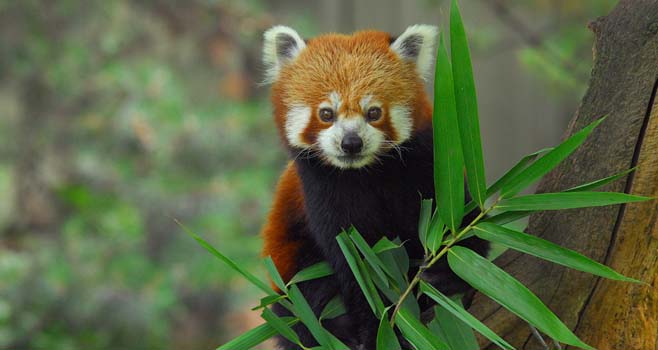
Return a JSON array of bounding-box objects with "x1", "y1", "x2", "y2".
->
[{"x1": 263, "y1": 25, "x2": 438, "y2": 169}]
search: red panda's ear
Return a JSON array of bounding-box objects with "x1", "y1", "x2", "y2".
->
[
  {"x1": 390, "y1": 25, "x2": 438, "y2": 80},
  {"x1": 263, "y1": 26, "x2": 306, "y2": 84}
]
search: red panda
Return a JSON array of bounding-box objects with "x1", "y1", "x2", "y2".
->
[{"x1": 260, "y1": 25, "x2": 489, "y2": 350}]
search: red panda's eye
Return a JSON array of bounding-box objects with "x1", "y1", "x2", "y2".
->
[
  {"x1": 319, "y1": 108, "x2": 335, "y2": 122},
  {"x1": 367, "y1": 107, "x2": 382, "y2": 122}
]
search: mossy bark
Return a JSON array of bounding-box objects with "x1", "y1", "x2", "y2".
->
[{"x1": 469, "y1": 1, "x2": 658, "y2": 349}]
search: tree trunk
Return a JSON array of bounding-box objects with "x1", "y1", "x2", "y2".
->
[{"x1": 469, "y1": 1, "x2": 658, "y2": 349}]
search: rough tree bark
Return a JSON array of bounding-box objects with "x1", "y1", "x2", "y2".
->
[{"x1": 469, "y1": 1, "x2": 658, "y2": 349}]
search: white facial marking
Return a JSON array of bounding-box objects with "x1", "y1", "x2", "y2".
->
[
  {"x1": 390, "y1": 24, "x2": 438, "y2": 80},
  {"x1": 359, "y1": 95, "x2": 374, "y2": 111},
  {"x1": 389, "y1": 105, "x2": 413, "y2": 142},
  {"x1": 285, "y1": 104, "x2": 311, "y2": 148},
  {"x1": 329, "y1": 91, "x2": 342, "y2": 111},
  {"x1": 317, "y1": 114, "x2": 386, "y2": 169}
]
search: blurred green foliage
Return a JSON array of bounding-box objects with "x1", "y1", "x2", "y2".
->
[
  {"x1": 0, "y1": 0, "x2": 291, "y2": 348},
  {"x1": 499, "y1": 0, "x2": 616, "y2": 94}
]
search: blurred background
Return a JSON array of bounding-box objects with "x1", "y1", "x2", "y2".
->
[{"x1": 0, "y1": 0, "x2": 615, "y2": 349}]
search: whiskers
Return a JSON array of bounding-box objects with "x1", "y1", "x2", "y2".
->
[
  {"x1": 379, "y1": 140, "x2": 409, "y2": 163},
  {"x1": 291, "y1": 144, "x2": 323, "y2": 162}
]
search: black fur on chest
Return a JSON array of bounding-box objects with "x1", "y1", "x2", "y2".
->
[
  {"x1": 275, "y1": 126, "x2": 489, "y2": 350},
  {"x1": 293, "y1": 127, "x2": 435, "y2": 259}
]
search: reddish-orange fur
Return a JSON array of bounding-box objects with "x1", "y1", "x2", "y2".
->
[
  {"x1": 270, "y1": 30, "x2": 432, "y2": 148},
  {"x1": 261, "y1": 161, "x2": 305, "y2": 290},
  {"x1": 262, "y1": 29, "x2": 434, "y2": 290}
]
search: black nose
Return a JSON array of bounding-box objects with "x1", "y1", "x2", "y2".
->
[{"x1": 341, "y1": 133, "x2": 363, "y2": 154}]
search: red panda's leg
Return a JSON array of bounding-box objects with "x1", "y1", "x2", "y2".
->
[
  {"x1": 261, "y1": 162, "x2": 306, "y2": 288},
  {"x1": 262, "y1": 163, "x2": 354, "y2": 349}
]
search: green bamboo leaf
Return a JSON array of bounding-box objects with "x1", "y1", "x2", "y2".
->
[
  {"x1": 429, "y1": 305, "x2": 479, "y2": 350},
  {"x1": 497, "y1": 191, "x2": 651, "y2": 211},
  {"x1": 252, "y1": 294, "x2": 286, "y2": 311},
  {"x1": 377, "y1": 248, "x2": 408, "y2": 291},
  {"x1": 373, "y1": 237, "x2": 402, "y2": 254},
  {"x1": 319, "y1": 295, "x2": 347, "y2": 321},
  {"x1": 396, "y1": 308, "x2": 449, "y2": 350},
  {"x1": 377, "y1": 308, "x2": 402, "y2": 350},
  {"x1": 462, "y1": 148, "x2": 552, "y2": 215},
  {"x1": 336, "y1": 232, "x2": 386, "y2": 316},
  {"x1": 451, "y1": 0, "x2": 486, "y2": 208},
  {"x1": 434, "y1": 34, "x2": 465, "y2": 233},
  {"x1": 390, "y1": 241, "x2": 410, "y2": 279},
  {"x1": 418, "y1": 199, "x2": 434, "y2": 250},
  {"x1": 483, "y1": 211, "x2": 533, "y2": 226},
  {"x1": 287, "y1": 262, "x2": 333, "y2": 286},
  {"x1": 565, "y1": 167, "x2": 636, "y2": 192},
  {"x1": 447, "y1": 246, "x2": 594, "y2": 349},
  {"x1": 369, "y1": 263, "x2": 402, "y2": 304},
  {"x1": 373, "y1": 237, "x2": 410, "y2": 292},
  {"x1": 264, "y1": 256, "x2": 287, "y2": 293},
  {"x1": 483, "y1": 168, "x2": 639, "y2": 226},
  {"x1": 420, "y1": 281, "x2": 514, "y2": 350},
  {"x1": 350, "y1": 228, "x2": 393, "y2": 287},
  {"x1": 177, "y1": 220, "x2": 274, "y2": 295},
  {"x1": 217, "y1": 317, "x2": 298, "y2": 350},
  {"x1": 288, "y1": 285, "x2": 337, "y2": 349},
  {"x1": 500, "y1": 118, "x2": 605, "y2": 198},
  {"x1": 261, "y1": 307, "x2": 302, "y2": 346},
  {"x1": 473, "y1": 223, "x2": 640, "y2": 283},
  {"x1": 487, "y1": 148, "x2": 553, "y2": 198},
  {"x1": 427, "y1": 220, "x2": 447, "y2": 254}
]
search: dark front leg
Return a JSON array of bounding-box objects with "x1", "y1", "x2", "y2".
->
[
  {"x1": 272, "y1": 274, "x2": 356, "y2": 350},
  {"x1": 333, "y1": 256, "x2": 380, "y2": 350}
]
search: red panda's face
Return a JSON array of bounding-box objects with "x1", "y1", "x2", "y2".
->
[{"x1": 263, "y1": 25, "x2": 437, "y2": 169}]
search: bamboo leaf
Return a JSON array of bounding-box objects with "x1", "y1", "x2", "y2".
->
[
  {"x1": 434, "y1": 34, "x2": 465, "y2": 233},
  {"x1": 429, "y1": 306, "x2": 480, "y2": 350},
  {"x1": 462, "y1": 148, "x2": 553, "y2": 215},
  {"x1": 484, "y1": 168, "x2": 639, "y2": 226},
  {"x1": 565, "y1": 167, "x2": 636, "y2": 192},
  {"x1": 487, "y1": 148, "x2": 553, "y2": 198},
  {"x1": 377, "y1": 248, "x2": 408, "y2": 291},
  {"x1": 287, "y1": 285, "x2": 336, "y2": 349},
  {"x1": 451, "y1": 0, "x2": 486, "y2": 208},
  {"x1": 396, "y1": 308, "x2": 449, "y2": 350},
  {"x1": 217, "y1": 317, "x2": 298, "y2": 350},
  {"x1": 500, "y1": 118, "x2": 605, "y2": 198},
  {"x1": 419, "y1": 199, "x2": 434, "y2": 250},
  {"x1": 497, "y1": 191, "x2": 651, "y2": 211},
  {"x1": 336, "y1": 232, "x2": 386, "y2": 316},
  {"x1": 377, "y1": 308, "x2": 402, "y2": 350},
  {"x1": 447, "y1": 246, "x2": 594, "y2": 349},
  {"x1": 473, "y1": 223, "x2": 640, "y2": 283},
  {"x1": 177, "y1": 220, "x2": 274, "y2": 295},
  {"x1": 252, "y1": 295, "x2": 286, "y2": 311},
  {"x1": 261, "y1": 307, "x2": 302, "y2": 346},
  {"x1": 264, "y1": 256, "x2": 287, "y2": 293},
  {"x1": 426, "y1": 210, "x2": 446, "y2": 254},
  {"x1": 420, "y1": 281, "x2": 514, "y2": 349},
  {"x1": 369, "y1": 264, "x2": 403, "y2": 304},
  {"x1": 483, "y1": 210, "x2": 533, "y2": 226},
  {"x1": 287, "y1": 262, "x2": 334, "y2": 286},
  {"x1": 373, "y1": 237, "x2": 402, "y2": 254},
  {"x1": 350, "y1": 228, "x2": 393, "y2": 287},
  {"x1": 319, "y1": 295, "x2": 347, "y2": 321}
]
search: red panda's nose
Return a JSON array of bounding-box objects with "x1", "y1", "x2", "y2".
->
[{"x1": 341, "y1": 133, "x2": 363, "y2": 154}]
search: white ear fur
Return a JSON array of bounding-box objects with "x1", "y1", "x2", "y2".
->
[
  {"x1": 262, "y1": 26, "x2": 306, "y2": 84},
  {"x1": 390, "y1": 25, "x2": 438, "y2": 80}
]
